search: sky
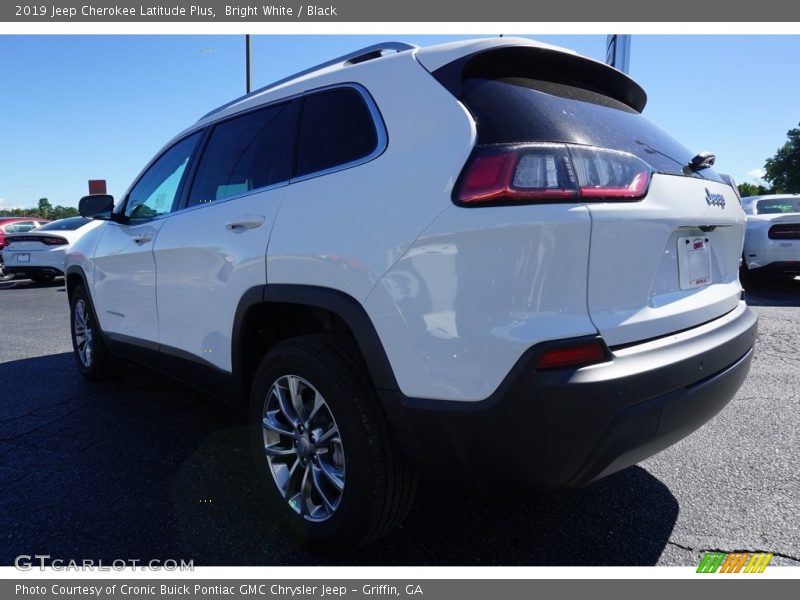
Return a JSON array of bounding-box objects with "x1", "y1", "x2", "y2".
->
[{"x1": 0, "y1": 34, "x2": 798, "y2": 209}]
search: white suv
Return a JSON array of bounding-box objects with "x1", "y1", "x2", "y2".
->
[{"x1": 67, "y1": 37, "x2": 758, "y2": 548}]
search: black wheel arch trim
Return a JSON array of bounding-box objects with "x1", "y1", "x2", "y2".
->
[
  {"x1": 233, "y1": 284, "x2": 400, "y2": 394},
  {"x1": 65, "y1": 264, "x2": 88, "y2": 290}
]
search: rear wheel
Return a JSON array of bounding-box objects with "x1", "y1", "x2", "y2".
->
[
  {"x1": 0, "y1": 263, "x2": 13, "y2": 282},
  {"x1": 69, "y1": 284, "x2": 123, "y2": 381},
  {"x1": 249, "y1": 334, "x2": 417, "y2": 549}
]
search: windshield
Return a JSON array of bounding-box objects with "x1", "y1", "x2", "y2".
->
[{"x1": 461, "y1": 77, "x2": 724, "y2": 183}]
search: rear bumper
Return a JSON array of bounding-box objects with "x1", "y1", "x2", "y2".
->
[
  {"x1": 3, "y1": 265, "x2": 64, "y2": 276},
  {"x1": 381, "y1": 301, "x2": 757, "y2": 491},
  {"x1": 745, "y1": 238, "x2": 800, "y2": 272},
  {"x1": 2, "y1": 251, "x2": 64, "y2": 276}
]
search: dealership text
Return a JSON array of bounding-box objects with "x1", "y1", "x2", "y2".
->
[{"x1": 16, "y1": 584, "x2": 423, "y2": 596}]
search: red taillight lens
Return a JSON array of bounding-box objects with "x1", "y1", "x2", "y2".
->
[
  {"x1": 458, "y1": 153, "x2": 517, "y2": 202},
  {"x1": 535, "y1": 339, "x2": 609, "y2": 370},
  {"x1": 42, "y1": 237, "x2": 68, "y2": 246},
  {"x1": 456, "y1": 144, "x2": 652, "y2": 206}
]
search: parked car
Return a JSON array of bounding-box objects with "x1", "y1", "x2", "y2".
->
[
  {"x1": 66, "y1": 37, "x2": 757, "y2": 548},
  {"x1": 0, "y1": 217, "x2": 51, "y2": 281},
  {"x1": 741, "y1": 194, "x2": 800, "y2": 282},
  {"x1": 2, "y1": 216, "x2": 100, "y2": 283}
]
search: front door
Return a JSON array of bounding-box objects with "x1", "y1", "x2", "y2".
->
[{"x1": 92, "y1": 132, "x2": 202, "y2": 344}]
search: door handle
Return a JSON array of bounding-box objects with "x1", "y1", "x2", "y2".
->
[
  {"x1": 225, "y1": 214, "x2": 266, "y2": 231},
  {"x1": 131, "y1": 232, "x2": 153, "y2": 244}
]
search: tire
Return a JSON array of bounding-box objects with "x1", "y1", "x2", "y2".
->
[
  {"x1": 249, "y1": 333, "x2": 417, "y2": 549},
  {"x1": 29, "y1": 272, "x2": 55, "y2": 283},
  {"x1": 739, "y1": 259, "x2": 761, "y2": 289},
  {"x1": 0, "y1": 263, "x2": 13, "y2": 282},
  {"x1": 69, "y1": 284, "x2": 123, "y2": 381}
]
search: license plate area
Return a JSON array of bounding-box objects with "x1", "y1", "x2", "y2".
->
[
  {"x1": 678, "y1": 236, "x2": 710, "y2": 290},
  {"x1": 16, "y1": 253, "x2": 30, "y2": 263}
]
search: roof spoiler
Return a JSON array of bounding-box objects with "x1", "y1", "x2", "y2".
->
[{"x1": 431, "y1": 45, "x2": 647, "y2": 113}]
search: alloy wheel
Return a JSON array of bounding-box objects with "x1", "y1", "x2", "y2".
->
[
  {"x1": 73, "y1": 298, "x2": 94, "y2": 367},
  {"x1": 262, "y1": 375, "x2": 345, "y2": 522}
]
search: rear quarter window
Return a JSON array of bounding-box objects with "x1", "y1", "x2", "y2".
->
[{"x1": 295, "y1": 87, "x2": 380, "y2": 178}]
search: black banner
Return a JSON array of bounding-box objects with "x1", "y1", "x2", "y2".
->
[{"x1": 2, "y1": 0, "x2": 799, "y2": 22}]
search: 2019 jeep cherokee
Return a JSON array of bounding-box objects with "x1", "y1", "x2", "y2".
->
[{"x1": 66, "y1": 37, "x2": 758, "y2": 548}]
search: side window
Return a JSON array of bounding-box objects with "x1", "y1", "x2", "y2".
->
[
  {"x1": 6, "y1": 221, "x2": 36, "y2": 233},
  {"x1": 295, "y1": 87, "x2": 380, "y2": 177},
  {"x1": 125, "y1": 132, "x2": 202, "y2": 221},
  {"x1": 187, "y1": 102, "x2": 294, "y2": 207}
]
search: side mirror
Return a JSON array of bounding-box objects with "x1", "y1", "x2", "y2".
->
[{"x1": 79, "y1": 194, "x2": 114, "y2": 220}]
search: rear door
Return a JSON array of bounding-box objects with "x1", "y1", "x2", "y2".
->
[{"x1": 153, "y1": 100, "x2": 296, "y2": 372}]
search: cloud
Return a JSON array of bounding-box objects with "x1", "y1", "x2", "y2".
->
[
  {"x1": 746, "y1": 168, "x2": 767, "y2": 183},
  {"x1": 0, "y1": 197, "x2": 25, "y2": 210}
]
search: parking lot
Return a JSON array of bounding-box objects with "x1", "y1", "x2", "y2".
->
[{"x1": 0, "y1": 275, "x2": 798, "y2": 567}]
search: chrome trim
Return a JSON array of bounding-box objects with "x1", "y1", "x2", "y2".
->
[
  {"x1": 166, "y1": 180, "x2": 290, "y2": 219},
  {"x1": 124, "y1": 83, "x2": 387, "y2": 220}
]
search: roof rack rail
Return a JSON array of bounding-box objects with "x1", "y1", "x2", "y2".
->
[{"x1": 200, "y1": 41, "x2": 418, "y2": 120}]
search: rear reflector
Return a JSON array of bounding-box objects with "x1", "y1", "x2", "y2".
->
[
  {"x1": 456, "y1": 143, "x2": 652, "y2": 205},
  {"x1": 535, "y1": 339, "x2": 609, "y2": 370}
]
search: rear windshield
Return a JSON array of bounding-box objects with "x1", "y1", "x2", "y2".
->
[
  {"x1": 36, "y1": 217, "x2": 90, "y2": 231},
  {"x1": 461, "y1": 77, "x2": 724, "y2": 183},
  {"x1": 756, "y1": 198, "x2": 800, "y2": 214}
]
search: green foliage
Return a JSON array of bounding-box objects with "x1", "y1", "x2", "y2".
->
[
  {"x1": 37, "y1": 197, "x2": 53, "y2": 216},
  {"x1": 764, "y1": 124, "x2": 800, "y2": 193},
  {"x1": 0, "y1": 198, "x2": 80, "y2": 220},
  {"x1": 737, "y1": 182, "x2": 772, "y2": 198}
]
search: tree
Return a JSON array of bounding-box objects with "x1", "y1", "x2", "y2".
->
[
  {"x1": 737, "y1": 182, "x2": 771, "y2": 198},
  {"x1": 37, "y1": 197, "x2": 53, "y2": 218},
  {"x1": 0, "y1": 200, "x2": 79, "y2": 220},
  {"x1": 764, "y1": 124, "x2": 800, "y2": 193},
  {"x1": 51, "y1": 205, "x2": 79, "y2": 219}
]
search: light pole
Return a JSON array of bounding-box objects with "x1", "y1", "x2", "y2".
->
[
  {"x1": 605, "y1": 34, "x2": 631, "y2": 74},
  {"x1": 246, "y1": 34, "x2": 252, "y2": 93}
]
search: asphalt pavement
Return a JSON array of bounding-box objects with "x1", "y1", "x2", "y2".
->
[{"x1": 0, "y1": 276, "x2": 798, "y2": 566}]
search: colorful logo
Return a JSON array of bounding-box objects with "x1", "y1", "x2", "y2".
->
[{"x1": 697, "y1": 552, "x2": 773, "y2": 573}]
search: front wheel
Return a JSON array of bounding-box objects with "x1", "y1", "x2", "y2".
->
[
  {"x1": 249, "y1": 334, "x2": 417, "y2": 549},
  {"x1": 69, "y1": 284, "x2": 123, "y2": 381}
]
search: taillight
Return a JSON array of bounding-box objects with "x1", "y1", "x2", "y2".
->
[
  {"x1": 41, "y1": 236, "x2": 68, "y2": 246},
  {"x1": 455, "y1": 144, "x2": 652, "y2": 206},
  {"x1": 769, "y1": 224, "x2": 800, "y2": 240},
  {"x1": 5, "y1": 235, "x2": 68, "y2": 246},
  {"x1": 535, "y1": 339, "x2": 609, "y2": 370}
]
